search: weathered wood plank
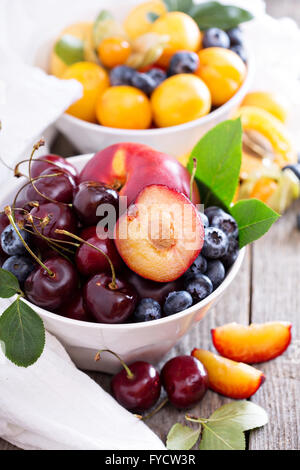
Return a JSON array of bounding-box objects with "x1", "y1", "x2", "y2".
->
[{"x1": 249, "y1": 200, "x2": 300, "y2": 450}]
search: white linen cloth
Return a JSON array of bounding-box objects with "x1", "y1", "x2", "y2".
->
[{"x1": 0, "y1": 0, "x2": 300, "y2": 451}]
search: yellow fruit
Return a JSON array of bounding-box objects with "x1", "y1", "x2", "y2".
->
[
  {"x1": 62, "y1": 62, "x2": 109, "y2": 123},
  {"x1": 98, "y1": 36, "x2": 131, "y2": 68},
  {"x1": 124, "y1": 0, "x2": 167, "y2": 39},
  {"x1": 250, "y1": 177, "x2": 278, "y2": 203},
  {"x1": 97, "y1": 86, "x2": 152, "y2": 129},
  {"x1": 151, "y1": 74, "x2": 211, "y2": 128},
  {"x1": 151, "y1": 12, "x2": 201, "y2": 67},
  {"x1": 237, "y1": 105, "x2": 297, "y2": 167},
  {"x1": 242, "y1": 91, "x2": 288, "y2": 123},
  {"x1": 196, "y1": 47, "x2": 246, "y2": 106},
  {"x1": 50, "y1": 22, "x2": 93, "y2": 78}
]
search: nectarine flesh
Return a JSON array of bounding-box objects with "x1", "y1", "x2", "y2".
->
[
  {"x1": 114, "y1": 185, "x2": 204, "y2": 282},
  {"x1": 192, "y1": 348, "x2": 265, "y2": 399},
  {"x1": 211, "y1": 321, "x2": 292, "y2": 363}
]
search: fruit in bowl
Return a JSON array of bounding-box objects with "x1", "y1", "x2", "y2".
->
[
  {"x1": 50, "y1": 1, "x2": 253, "y2": 130},
  {"x1": 0, "y1": 119, "x2": 279, "y2": 371}
]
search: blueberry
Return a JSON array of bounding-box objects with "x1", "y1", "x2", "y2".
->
[
  {"x1": 227, "y1": 27, "x2": 243, "y2": 46},
  {"x1": 204, "y1": 206, "x2": 225, "y2": 224},
  {"x1": 183, "y1": 254, "x2": 207, "y2": 281},
  {"x1": 2, "y1": 255, "x2": 35, "y2": 283},
  {"x1": 220, "y1": 237, "x2": 239, "y2": 269},
  {"x1": 133, "y1": 298, "x2": 162, "y2": 322},
  {"x1": 199, "y1": 211, "x2": 209, "y2": 229},
  {"x1": 282, "y1": 164, "x2": 300, "y2": 180},
  {"x1": 202, "y1": 28, "x2": 230, "y2": 49},
  {"x1": 202, "y1": 227, "x2": 229, "y2": 259},
  {"x1": 110, "y1": 66, "x2": 135, "y2": 86},
  {"x1": 1, "y1": 225, "x2": 30, "y2": 256},
  {"x1": 164, "y1": 291, "x2": 193, "y2": 316},
  {"x1": 147, "y1": 68, "x2": 167, "y2": 87},
  {"x1": 210, "y1": 212, "x2": 239, "y2": 240},
  {"x1": 230, "y1": 45, "x2": 247, "y2": 63},
  {"x1": 131, "y1": 72, "x2": 157, "y2": 96},
  {"x1": 184, "y1": 273, "x2": 213, "y2": 302},
  {"x1": 168, "y1": 51, "x2": 199, "y2": 75},
  {"x1": 205, "y1": 260, "x2": 225, "y2": 289}
]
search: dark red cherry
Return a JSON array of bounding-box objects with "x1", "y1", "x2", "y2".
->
[
  {"x1": 0, "y1": 213, "x2": 9, "y2": 256},
  {"x1": 31, "y1": 154, "x2": 78, "y2": 182},
  {"x1": 73, "y1": 181, "x2": 119, "y2": 226},
  {"x1": 76, "y1": 234, "x2": 123, "y2": 277},
  {"x1": 57, "y1": 290, "x2": 93, "y2": 322},
  {"x1": 126, "y1": 269, "x2": 184, "y2": 305},
  {"x1": 80, "y1": 226, "x2": 97, "y2": 240},
  {"x1": 111, "y1": 361, "x2": 161, "y2": 412},
  {"x1": 161, "y1": 355, "x2": 208, "y2": 409},
  {"x1": 83, "y1": 273, "x2": 138, "y2": 324},
  {"x1": 29, "y1": 202, "x2": 77, "y2": 250},
  {"x1": 26, "y1": 168, "x2": 76, "y2": 205},
  {"x1": 24, "y1": 256, "x2": 78, "y2": 311}
]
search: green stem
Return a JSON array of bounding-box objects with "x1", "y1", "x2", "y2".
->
[
  {"x1": 95, "y1": 349, "x2": 134, "y2": 379},
  {"x1": 189, "y1": 157, "x2": 197, "y2": 201},
  {"x1": 142, "y1": 397, "x2": 169, "y2": 420}
]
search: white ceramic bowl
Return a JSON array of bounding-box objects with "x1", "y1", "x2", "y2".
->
[
  {"x1": 35, "y1": 0, "x2": 254, "y2": 157},
  {"x1": 0, "y1": 153, "x2": 245, "y2": 372}
]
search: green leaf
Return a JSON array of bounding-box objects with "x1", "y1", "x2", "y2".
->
[
  {"x1": 0, "y1": 299, "x2": 45, "y2": 367},
  {"x1": 199, "y1": 421, "x2": 245, "y2": 450},
  {"x1": 55, "y1": 35, "x2": 85, "y2": 66},
  {"x1": 190, "y1": 2, "x2": 254, "y2": 30},
  {"x1": 187, "y1": 119, "x2": 242, "y2": 207},
  {"x1": 230, "y1": 199, "x2": 280, "y2": 248},
  {"x1": 209, "y1": 401, "x2": 268, "y2": 431},
  {"x1": 147, "y1": 12, "x2": 160, "y2": 22},
  {"x1": 0, "y1": 268, "x2": 21, "y2": 298},
  {"x1": 163, "y1": 0, "x2": 194, "y2": 13},
  {"x1": 167, "y1": 423, "x2": 201, "y2": 450}
]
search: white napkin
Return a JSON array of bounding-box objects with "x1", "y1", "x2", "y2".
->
[
  {"x1": 1, "y1": 0, "x2": 300, "y2": 451},
  {"x1": 0, "y1": 303, "x2": 165, "y2": 450}
]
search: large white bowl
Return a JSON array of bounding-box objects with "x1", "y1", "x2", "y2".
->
[
  {"x1": 35, "y1": 0, "x2": 254, "y2": 157},
  {"x1": 0, "y1": 153, "x2": 245, "y2": 372}
]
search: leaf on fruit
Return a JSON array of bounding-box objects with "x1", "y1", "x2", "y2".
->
[
  {"x1": 230, "y1": 199, "x2": 280, "y2": 248},
  {"x1": 189, "y1": 2, "x2": 254, "y2": 30},
  {"x1": 199, "y1": 421, "x2": 245, "y2": 450},
  {"x1": 93, "y1": 10, "x2": 125, "y2": 48},
  {"x1": 188, "y1": 119, "x2": 242, "y2": 208},
  {"x1": 147, "y1": 12, "x2": 160, "y2": 22},
  {"x1": 166, "y1": 423, "x2": 201, "y2": 450},
  {"x1": 163, "y1": 0, "x2": 194, "y2": 14},
  {"x1": 0, "y1": 268, "x2": 21, "y2": 298},
  {"x1": 209, "y1": 401, "x2": 268, "y2": 431},
  {"x1": 55, "y1": 35, "x2": 85, "y2": 66},
  {"x1": 0, "y1": 298, "x2": 45, "y2": 367}
]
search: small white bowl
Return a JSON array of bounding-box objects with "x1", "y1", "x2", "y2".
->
[
  {"x1": 35, "y1": 0, "x2": 254, "y2": 157},
  {"x1": 0, "y1": 153, "x2": 245, "y2": 372}
]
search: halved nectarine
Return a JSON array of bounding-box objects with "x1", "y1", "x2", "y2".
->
[
  {"x1": 114, "y1": 184, "x2": 204, "y2": 282},
  {"x1": 192, "y1": 348, "x2": 265, "y2": 399},
  {"x1": 211, "y1": 322, "x2": 292, "y2": 363}
]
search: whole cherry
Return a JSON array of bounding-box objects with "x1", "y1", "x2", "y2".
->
[
  {"x1": 76, "y1": 233, "x2": 123, "y2": 277},
  {"x1": 73, "y1": 181, "x2": 119, "y2": 227},
  {"x1": 24, "y1": 255, "x2": 79, "y2": 311},
  {"x1": 57, "y1": 290, "x2": 93, "y2": 322},
  {"x1": 26, "y1": 167, "x2": 76, "y2": 205},
  {"x1": 83, "y1": 273, "x2": 138, "y2": 324},
  {"x1": 161, "y1": 355, "x2": 209, "y2": 409},
  {"x1": 96, "y1": 350, "x2": 161, "y2": 412},
  {"x1": 30, "y1": 154, "x2": 78, "y2": 182}
]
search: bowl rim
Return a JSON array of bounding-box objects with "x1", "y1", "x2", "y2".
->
[{"x1": 58, "y1": 48, "x2": 254, "y2": 137}]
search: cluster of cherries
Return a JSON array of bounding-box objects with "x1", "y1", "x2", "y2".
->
[{"x1": 98, "y1": 350, "x2": 208, "y2": 413}]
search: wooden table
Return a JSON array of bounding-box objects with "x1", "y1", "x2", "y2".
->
[{"x1": 1, "y1": 0, "x2": 299, "y2": 451}]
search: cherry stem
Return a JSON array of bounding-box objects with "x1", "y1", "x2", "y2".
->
[
  {"x1": 141, "y1": 397, "x2": 169, "y2": 421},
  {"x1": 4, "y1": 206, "x2": 55, "y2": 278},
  {"x1": 189, "y1": 157, "x2": 197, "y2": 201},
  {"x1": 94, "y1": 349, "x2": 134, "y2": 379},
  {"x1": 54, "y1": 229, "x2": 117, "y2": 289}
]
